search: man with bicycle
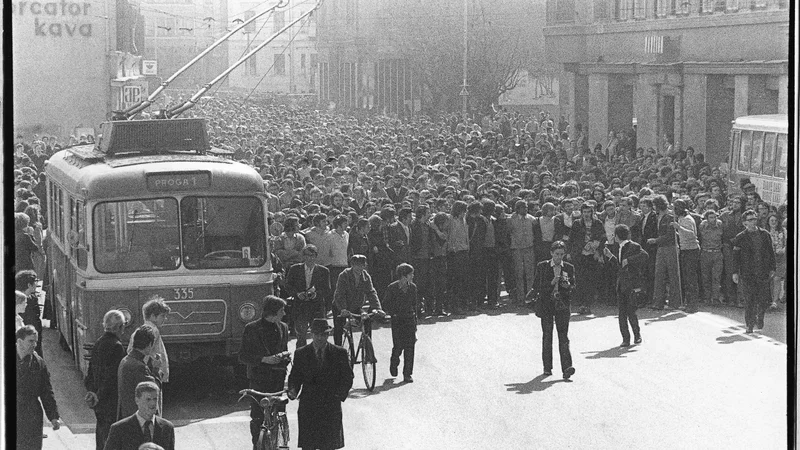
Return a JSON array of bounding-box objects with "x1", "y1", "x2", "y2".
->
[
  {"x1": 239, "y1": 296, "x2": 291, "y2": 450},
  {"x1": 332, "y1": 255, "x2": 385, "y2": 346}
]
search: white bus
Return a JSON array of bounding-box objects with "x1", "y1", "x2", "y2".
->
[{"x1": 728, "y1": 114, "x2": 788, "y2": 206}]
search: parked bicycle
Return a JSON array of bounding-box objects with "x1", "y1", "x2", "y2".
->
[
  {"x1": 338, "y1": 309, "x2": 384, "y2": 391},
  {"x1": 238, "y1": 388, "x2": 291, "y2": 450}
]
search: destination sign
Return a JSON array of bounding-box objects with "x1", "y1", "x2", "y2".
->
[{"x1": 147, "y1": 171, "x2": 211, "y2": 191}]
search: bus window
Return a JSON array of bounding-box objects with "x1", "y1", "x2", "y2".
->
[
  {"x1": 749, "y1": 131, "x2": 763, "y2": 175},
  {"x1": 761, "y1": 132, "x2": 776, "y2": 177},
  {"x1": 730, "y1": 131, "x2": 741, "y2": 172},
  {"x1": 738, "y1": 130, "x2": 752, "y2": 173},
  {"x1": 181, "y1": 196, "x2": 266, "y2": 269},
  {"x1": 775, "y1": 133, "x2": 787, "y2": 179},
  {"x1": 93, "y1": 198, "x2": 180, "y2": 273},
  {"x1": 56, "y1": 187, "x2": 64, "y2": 241},
  {"x1": 76, "y1": 200, "x2": 88, "y2": 270}
]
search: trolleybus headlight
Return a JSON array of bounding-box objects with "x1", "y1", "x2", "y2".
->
[
  {"x1": 239, "y1": 303, "x2": 257, "y2": 322},
  {"x1": 117, "y1": 308, "x2": 133, "y2": 326}
]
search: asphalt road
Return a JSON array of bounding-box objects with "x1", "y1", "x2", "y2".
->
[{"x1": 40, "y1": 302, "x2": 789, "y2": 450}]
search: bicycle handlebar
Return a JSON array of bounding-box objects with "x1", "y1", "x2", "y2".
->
[{"x1": 238, "y1": 389, "x2": 289, "y2": 406}]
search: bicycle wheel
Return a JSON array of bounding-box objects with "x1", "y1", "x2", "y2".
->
[
  {"x1": 259, "y1": 423, "x2": 281, "y2": 450},
  {"x1": 361, "y1": 336, "x2": 376, "y2": 391},
  {"x1": 276, "y1": 412, "x2": 289, "y2": 450},
  {"x1": 343, "y1": 331, "x2": 355, "y2": 369}
]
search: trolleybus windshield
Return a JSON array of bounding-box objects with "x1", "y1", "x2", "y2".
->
[{"x1": 93, "y1": 195, "x2": 267, "y2": 273}]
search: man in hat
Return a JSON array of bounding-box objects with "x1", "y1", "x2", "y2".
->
[{"x1": 288, "y1": 318, "x2": 353, "y2": 450}]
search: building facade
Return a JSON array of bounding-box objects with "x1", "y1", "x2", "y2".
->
[
  {"x1": 224, "y1": 0, "x2": 318, "y2": 95},
  {"x1": 140, "y1": 0, "x2": 229, "y2": 97},
  {"x1": 544, "y1": 0, "x2": 789, "y2": 165},
  {"x1": 12, "y1": 0, "x2": 145, "y2": 139}
]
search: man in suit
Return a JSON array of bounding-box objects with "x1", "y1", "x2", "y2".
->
[
  {"x1": 386, "y1": 174, "x2": 409, "y2": 206},
  {"x1": 568, "y1": 202, "x2": 606, "y2": 315},
  {"x1": 238, "y1": 296, "x2": 291, "y2": 450},
  {"x1": 17, "y1": 325, "x2": 61, "y2": 450},
  {"x1": 637, "y1": 197, "x2": 659, "y2": 305},
  {"x1": 286, "y1": 244, "x2": 332, "y2": 347},
  {"x1": 104, "y1": 381, "x2": 175, "y2": 450},
  {"x1": 603, "y1": 225, "x2": 648, "y2": 347},
  {"x1": 287, "y1": 319, "x2": 354, "y2": 450},
  {"x1": 732, "y1": 209, "x2": 776, "y2": 334},
  {"x1": 531, "y1": 241, "x2": 576, "y2": 381},
  {"x1": 647, "y1": 195, "x2": 681, "y2": 310},
  {"x1": 333, "y1": 255, "x2": 384, "y2": 347},
  {"x1": 85, "y1": 310, "x2": 127, "y2": 450},
  {"x1": 117, "y1": 325, "x2": 158, "y2": 421},
  {"x1": 387, "y1": 207, "x2": 413, "y2": 274}
]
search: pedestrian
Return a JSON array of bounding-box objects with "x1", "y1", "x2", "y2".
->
[
  {"x1": 720, "y1": 195, "x2": 745, "y2": 306},
  {"x1": 732, "y1": 210, "x2": 776, "y2": 334},
  {"x1": 466, "y1": 201, "x2": 488, "y2": 309},
  {"x1": 17, "y1": 269, "x2": 44, "y2": 357},
  {"x1": 445, "y1": 201, "x2": 470, "y2": 314},
  {"x1": 127, "y1": 296, "x2": 171, "y2": 414},
  {"x1": 287, "y1": 318, "x2": 354, "y2": 450},
  {"x1": 765, "y1": 213, "x2": 786, "y2": 309},
  {"x1": 85, "y1": 310, "x2": 128, "y2": 450},
  {"x1": 637, "y1": 197, "x2": 659, "y2": 305},
  {"x1": 603, "y1": 225, "x2": 648, "y2": 347},
  {"x1": 508, "y1": 200, "x2": 536, "y2": 305},
  {"x1": 383, "y1": 263, "x2": 418, "y2": 383},
  {"x1": 286, "y1": 244, "x2": 331, "y2": 347},
  {"x1": 698, "y1": 209, "x2": 724, "y2": 305},
  {"x1": 332, "y1": 254, "x2": 384, "y2": 347},
  {"x1": 238, "y1": 295, "x2": 291, "y2": 450},
  {"x1": 17, "y1": 325, "x2": 62, "y2": 450},
  {"x1": 568, "y1": 202, "x2": 605, "y2": 314},
  {"x1": 117, "y1": 325, "x2": 158, "y2": 421},
  {"x1": 104, "y1": 381, "x2": 175, "y2": 450},
  {"x1": 673, "y1": 199, "x2": 700, "y2": 313},
  {"x1": 16, "y1": 291, "x2": 28, "y2": 331},
  {"x1": 531, "y1": 241, "x2": 576, "y2": 380},
  {"x1": 15, "y1": 212, "x2": 41, "y2": 274},
  {"x1": 648, "y1": 195, "x2": 681, "y2": 310},
  {"x1": 409, "y1": 204, "x2": 434, "y2": 316},
  {"x1": 321, "y1": 215, "x2": 350, "y2": 314}
]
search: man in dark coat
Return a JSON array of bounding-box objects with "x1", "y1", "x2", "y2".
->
[
  {"x1": 17, "y1": 270, "x2": 44, "y2": 357},
  {"x1": 637, "y1": 197, "x2": 659, "y2": 305},
  {"x1": 239, "y1": 296, "x2": 291, "y2": 450},
  {"x1": 333, "y1": 255, "x2": 384, "y2": 347},
  {"x1": 285, "y1": 244, "x2": 332, "y2": 347},
  {"x1": 104, "y1": 381, "x2": 175, "y2": 450},
  {"x1": 385, "y1": 174, "x2": 409, "y2": 206},
  {"x1": 16, "y1": 325, "x2": 61, "y2": 450},
  {"x1": 288, "y1": 319, "x2": 354, "y2": 450},
  {"x1": 732, "y1": 209, "x2": 776, "y2": 334},
  {"x1": 531, "y1": 241, "x2": 576, "y2": 381},
  {"x1": 117, "y1": 325, "x2": 158, "y2": 421},
  {"x1": 383, "y1": 263, "x2": 419, "y2": 382},
  {"x1": 603, "y1": 225, "x2": 649, "y2": 347},
  {"x1": 568, "y1": 202, "x2": 606, "y2": 315},
  {"x1": 85, "y1": 310, "x2": 127, "y2": 450}
]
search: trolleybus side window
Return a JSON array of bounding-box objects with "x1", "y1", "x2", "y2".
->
[
  {"x1": 730, "y1": 131, "x2": 740, "y2": 172},
  {"x1": 738, "y1": 130, "x2": 752, "y2": 173},
  {"x1": 761, "y1": 132, "x2": 776, "y2": 177},
  {"x1": 70, "y1": 198, "x2": 88, "y2": 270},
  {"x1": 93, "y1": 198, "x2": 181, "y2": 273},
  {"x1": 55, "y1": 185, "x2": 64, "y2": 241},
  {"x1": 775, "y1": 133, "x2": 787, "y2": 179},
  {"x1": 749, "y1": 131, "x2": 764, "y2": 175},
  {"x1": 180, "y1": 196, "x2": 266, "y2": 269}
]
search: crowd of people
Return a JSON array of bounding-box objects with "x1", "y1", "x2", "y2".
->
[{"x1": 13, "y1": 92, "x2": 789, "y2": 450}]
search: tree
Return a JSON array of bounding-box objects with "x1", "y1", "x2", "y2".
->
[{"x1": 383, "y1": 0, "x2": 537, "y2": 115}]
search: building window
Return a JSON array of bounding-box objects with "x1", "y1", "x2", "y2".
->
[
  {"x1": 274, "y1": 54, "x2": 285, "y2": 75},
  {"x1": 594, "y1": 0, "x2": 610, "y2": 19},
  {"x1": 633, "y1": 0, "x2": 647, "y2": 18},
  {"x1": 725, "y1": 0, "x2": 740, "y2": 11},
  {"x1": 301, "y1": 54, "x2": 306, "y2": 72},
  {"x1": 244, "y1": 11, "x2": 255, "y2": 34},
  {"x1": 699, "y1": 0, "x2": 715, "y2": 13},
  {"x1": 549, "y1": 0, "x2": 576, "y2": 23},
  {"x1": 614, "y1": 0, "x2": 632, "y2": 20},
  {"x1": 274, "y1": 10, "x2": 285, "y2": 32}
]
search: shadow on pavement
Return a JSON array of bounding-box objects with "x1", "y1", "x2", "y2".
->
[
  {"x1": 505, "y1": 374, "x2": 567, "y2": 394},
  {"x1": 642, "y1": 310, "x2": 686, "y2": 325},
  {"x1": 582, "y1": 345, "x2": 639, "y2": 359},
  {"x1": 349, "y1": 378, "x2": 407, "y2": 398}
]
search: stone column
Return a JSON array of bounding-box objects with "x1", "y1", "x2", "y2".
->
[
  {"x1": 733, "y1": 74, "x2": 749, "y2": 118},
  {"x1": 778, "y1": 74, "x2": 788, "y2": 114},
  {"x1": 633, "y1": 73, "x2": 658, "y2": 152},
  {"x1": 564, "y1": 71, "x2": 577, "y2": 140},
  {"x1": 681, "y1": 73, "x2": 707, "y2": 157},
  {"x1": 587, "y1": 72, "x2": 609, "y2": 151},
  {"x1": 673, "y1": 89, "x2": 683, "y2": 152}
]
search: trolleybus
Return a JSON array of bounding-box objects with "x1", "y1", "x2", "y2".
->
[
  {"x1": 45, "y1": 118, "x2": 275, "y2": 375},
  {"x1": 728, "y1": 114, "x2": 788, "y2": 206}
]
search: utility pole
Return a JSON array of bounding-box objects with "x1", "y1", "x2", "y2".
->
[{"x1": 461, "y1": 0, "x2": 469, "y2": 127}]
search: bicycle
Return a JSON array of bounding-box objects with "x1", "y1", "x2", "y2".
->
[
  {"x1": 338, "y1": 309, "x2": 382, "y2": 391},
  {"x1": 238, "y1": 388, "x2": 290, "y2": 450}
]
